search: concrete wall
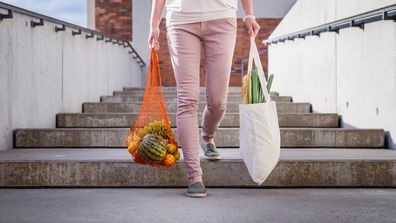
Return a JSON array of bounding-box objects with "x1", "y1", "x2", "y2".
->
[
  {"x1": 0, "y1": 12, "x2": 145, "y2": 150},
  {"x1": 132, "y1": 0, "x2": 152, "y2": 64},
  {"x1": 87, "y1": 0, "x2": 95, "y2": 29},
  {"x1": 237, "y1": 0, "x2": 297, "y2": 18},
  {"x1": 271, "y1": 0, "x2": 396, "y2": 37},
  {"x1": 268, "y1": 0, "x2": 396, "y2": 149}
]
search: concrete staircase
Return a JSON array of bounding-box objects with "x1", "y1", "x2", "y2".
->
[{"x1": 1, "y1": 87, "x2": 395, "y2": 187}]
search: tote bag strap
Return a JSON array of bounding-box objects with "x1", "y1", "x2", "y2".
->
[{"x1": 247, "y1": 37, "x2": 271, "y2": 103}]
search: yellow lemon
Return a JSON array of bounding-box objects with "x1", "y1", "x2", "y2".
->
[
  {"x1": 167, "y1": 143, "x2": 177, "y2": 154},
  {"x1": 173, "y1": 150, "x2": 180, "y2": 160}
]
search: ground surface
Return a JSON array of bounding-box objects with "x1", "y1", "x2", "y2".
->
[{"x1": 0, "y1": 188, "x2": 395, "y2": 223}]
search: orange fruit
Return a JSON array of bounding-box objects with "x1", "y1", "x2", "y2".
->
[{"x1": 163, "y1": 154, "x2": 176, "y2": 166}]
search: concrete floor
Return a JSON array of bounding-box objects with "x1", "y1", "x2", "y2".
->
[{"x1": 0, "y1": 189, "x2": 395, "y2": 223}]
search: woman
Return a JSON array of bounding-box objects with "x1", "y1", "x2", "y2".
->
[{"x1": 148, "y1": 0, "x2": 260, "y2": 198}]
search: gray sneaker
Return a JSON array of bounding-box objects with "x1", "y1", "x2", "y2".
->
[
  {"x1": 200, "y1": 140, "x2": 221, "y2": 161},
  {"x1": 186, "y1": 182, "x2": 207, "y2": 198}
]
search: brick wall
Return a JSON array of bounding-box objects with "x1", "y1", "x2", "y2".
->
[
  {"x1": 158, "y1": 18, "x2": 281, "y2": 86},
  {"x1": 95, "y1": 0, "x2": 132, "y2": 42},
  {"x1": 94, "y1": 1, "x2": 280, "y2": 86}
]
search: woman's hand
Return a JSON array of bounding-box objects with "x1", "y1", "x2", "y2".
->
[
  {"x1": 243, "y1": 15, "x2": 260, "y2": 37},
  {"x1": 148, "y1": 26, "x2": 160, "y2": 49},
  {"x1": 148, "y1": 0, "x2": 165, "y2": 49}
]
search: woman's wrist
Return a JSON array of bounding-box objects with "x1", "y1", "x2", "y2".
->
[
  {"x1": 243, "y1": 15, "x2": 255, "y2": 23},
  {"x1": 150, "y1": 22, "x2": 160, "y2": 30}
]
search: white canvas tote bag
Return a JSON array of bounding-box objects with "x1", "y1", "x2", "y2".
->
[{"x1": 239, "y1": 37, "x2": 281, "y2": 185}]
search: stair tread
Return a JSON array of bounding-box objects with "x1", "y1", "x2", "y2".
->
[
  {"x1": 2, "y1": 148, "x2": 395, "y2": 161},
  {"x1": 100, "y1": 95, "x2": 293, "y2": 103},
  {"x1": 2, "y1": 148, "x2": 394, "y2": 187},
  {"x1": 113, "y1": 91, "x2": 280, "y2": 97},
  {"x1": 15, "y1": 127, "x2": 383, "y2": 131},
  {"x1": 82, "y1": 102, "x2": 312, "y2": 114},
  {"x1": 59, "y1": 112, "x2": 336, "y2": 115},
  {"x1": 15, "y1": 127, "x2": 384, "y2": 148},
  {"x1": 85, "y1": 102, "x2": 309, "y2": 104},
  {"x1": 123, "y1": 87, "x2": 244, "y2": 90},
  {"x1": 57, "y1": 112, "x2": 339, "y2": 128}
]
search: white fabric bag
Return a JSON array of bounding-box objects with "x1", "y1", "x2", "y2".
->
[{"x1": 239, "y1": 37, "x2": 281, "y2": 185}]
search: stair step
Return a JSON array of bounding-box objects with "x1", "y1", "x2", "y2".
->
[
  {"x1": 114, "y1": 91, "x2": 280, "y2": 97},
  {"x1": 14, "y1": 128, "x2": 384, "y2": 148},
  {"x1": 123, "y1": 86, "x2": 246, "y2": 93},
  {"x1": 57, "y1": 113, "x2": 339, "y2": 128},
  {"x1": 83, "y1": 102, "x2": 311, "y2": 114},
  {"x1": 100, "y1": 95, "x2": 293, "y2": 103},
  {"x1": 1, "y1": 148, "x2": 395, "y2": 187}
]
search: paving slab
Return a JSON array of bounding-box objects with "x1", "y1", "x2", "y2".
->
[{"x1": 0, "y1": 188, "x2": 395, "y2": 223}]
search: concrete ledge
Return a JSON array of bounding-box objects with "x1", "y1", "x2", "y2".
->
[
  {"x1": 14, "y1": 128, "x2": 385, "y2": 148},
  {"x1": 100, "y1": 95, "x2": 293, "y2": 103},
  {"x1": 0, "y1": 149, "x2": 395, "y2": 187},
  {"x1": 57, "y1": 113, "x2": 339, "y2": 128},
  {"x1": 82, "y1": 102, "x2": 311, "y2": 114},
  {"x1": 113, "y1": 91, "x2": 280, "y2": 97},
  {"x1": 122, "y1": 86, "x2": 246, "y2": 93}
]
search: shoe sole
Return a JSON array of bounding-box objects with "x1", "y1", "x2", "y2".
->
[
  {"x1": 186, "y1": 192, "x2": 208, "y2": 198},
  {"x1": 205, "y1": 155, "x2": 221, "y2": 161},
  {"x1": 200, "y1": 143, "x2": 221, "y2": 161}
]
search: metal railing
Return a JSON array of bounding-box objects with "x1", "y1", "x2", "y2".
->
[
  {"x1": 264, "y1": 4, "x2": 396, "y2": 45},
  {"x1": 0, "y1": 1, "x2": 145, "y2": 67}
]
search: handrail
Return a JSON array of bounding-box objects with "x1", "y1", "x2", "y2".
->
[
  {"x1": 264, "y1": 4, "x2": 396, "y2": 45},
  {"x1": 0, "y1": 1, "x2": 145, "y2": 67}
]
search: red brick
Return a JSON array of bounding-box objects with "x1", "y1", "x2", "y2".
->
[{"x1": 95, "y1": 0, "x2": 132, "y2": 41}]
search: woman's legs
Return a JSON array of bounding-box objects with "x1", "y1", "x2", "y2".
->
[
  {"x1": 166, "y1": 18, "x2": 237, "y2": 184},
  {"x1": 167, "y1": 23, "x2": 203, "y2": 184},
  {"x1": 201, "y1": 18, "x2": 237, "y2": 144}
]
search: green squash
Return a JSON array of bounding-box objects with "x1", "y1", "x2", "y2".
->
[{"x1": 138, "y1": 134, "x2": 168, "y2": 163}]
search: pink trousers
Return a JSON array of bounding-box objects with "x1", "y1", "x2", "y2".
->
[{"x1": 166, "y1": 18, "x2": 237, "y2": 184}]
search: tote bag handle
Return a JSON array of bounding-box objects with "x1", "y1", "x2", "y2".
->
[{"x1": 247, "y1": 37, "x2": 271, "y2": 103}]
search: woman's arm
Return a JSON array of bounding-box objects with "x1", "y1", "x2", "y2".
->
[
  {"x1": 148, "y1": 0, "x2": 166, "y2": 49},
  {"x1": 240, "y1": 0, "x2": 260, "y2": 37}
]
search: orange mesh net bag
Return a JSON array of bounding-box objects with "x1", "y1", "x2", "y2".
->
[{"x1": 125, "y1": 48, "x2": 179, "y2": 168}]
